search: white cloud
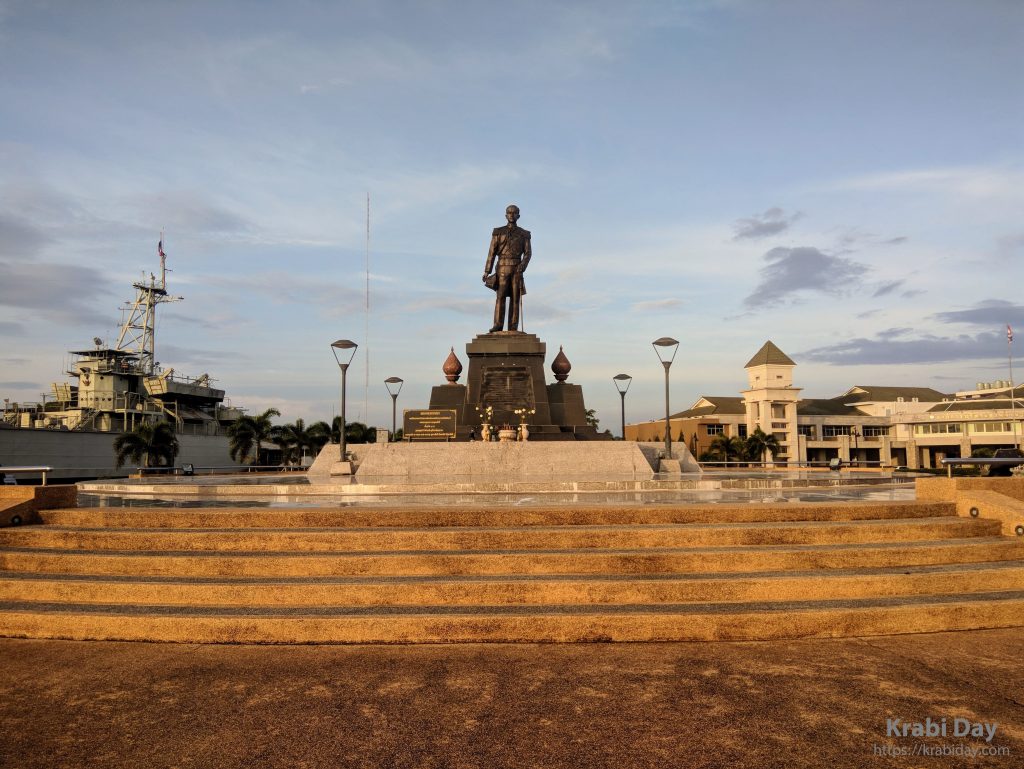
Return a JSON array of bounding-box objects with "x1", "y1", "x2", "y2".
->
[
  {"x1": 632, "y1": 298, "x2": 685, "y2": 312},
  {"x1": 827, "y1": 165, "x2": 1024, "y2": 202}
]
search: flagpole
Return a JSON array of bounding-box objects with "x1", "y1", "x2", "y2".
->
[
  {"x1": 364, "y1": 192, "x2": 370, "y2": 427},
  {"x1": 1010, "y1": 325, "x2": 1020, "y2": 452}
]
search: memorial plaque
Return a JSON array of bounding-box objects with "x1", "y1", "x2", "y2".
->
[
  {"x1": 403, "y1": 409, "x2": 457, "y2": 441},
  {"x1": 480, "y1": 365, "x2": 535, "y2": 412}
]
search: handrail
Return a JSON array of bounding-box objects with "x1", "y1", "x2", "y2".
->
[
  {"x1": 0, "y1": 466, "x2": 53, "y2": 485},
  {"x1": 940, "y1": 457, "x2": 1023, "y2": 478},
  {"x1": 135, "y1": 464, "x2": 306, "y2": 476},
  {"x1": 698, "y1": 460, "x2": 887, "y2": 468}
]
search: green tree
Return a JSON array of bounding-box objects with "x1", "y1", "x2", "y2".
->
[
  {"x1": 708, "y1": 434, "x2": 745, "y2": 464},
  {"x1": 308, "y1": 419, "x2": 334, "y2": 445},
  {"x1": 585, "y1": 409, "x2": 599, "y2": 429},
  {"x1": 344, "y1": 421, "x2": 377, "y2": 444},
  {"x1": 273, "y1": 418, "x2": 325, "y2": 465},
  {"x1": 744, "y1": 427, "x2": 781, "y2": 465},
  {"x1": 114, "y1": 421, "x2": 179, "y2": 469},
  {"x1": 310, "y1": 416, "x2": 342, "y2": 444},
  {"x1": 227, "y1": 408, "x2": 281, "y2": 465},
  {"x1": 307, "y1": 417, "x2": 376, "y2": 445}
]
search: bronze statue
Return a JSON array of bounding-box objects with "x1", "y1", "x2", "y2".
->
[{"x1": 483, "y1": 204, "x2": 531, "y2": 332}]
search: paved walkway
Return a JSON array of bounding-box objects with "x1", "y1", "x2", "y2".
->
[{"x1": 2, "y1": 630, "x2": 1022, "y2": 768}]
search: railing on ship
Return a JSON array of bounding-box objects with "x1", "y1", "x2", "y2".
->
[{"x1": 1, "y1": 464, "x2": 307, "y2": 485}]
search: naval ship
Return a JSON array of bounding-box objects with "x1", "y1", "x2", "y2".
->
[{"x1": 0, "y1": 244, "x2": 245, "y2": 481}]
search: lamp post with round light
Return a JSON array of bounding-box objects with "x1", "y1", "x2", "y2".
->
[
  {"x1": 612, "y1": 373, "x2": 632, "y2": 440},
  {"x1": 652, "y1": 337, "x2": 679, "y2": 458},
  {"x1": 330, "y1": 339, "x2": 358, "y2": 463},
  {"x1": 384, "y1": 376, "x2": 404, "y2": 441}
]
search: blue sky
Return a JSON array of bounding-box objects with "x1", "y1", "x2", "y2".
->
[{"x1": 1, "y1": 0, "x2": 1022, "y2": 433}]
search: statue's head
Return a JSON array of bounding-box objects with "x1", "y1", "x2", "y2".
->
[{"x1": 505, "y1": 205, "x2": 520, "y2": 224}]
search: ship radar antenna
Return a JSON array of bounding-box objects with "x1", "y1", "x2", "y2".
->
[
  {"x1": 113, "y1": 236, "x2": 182, "y2": 374},
  {"x1": 158, "y1": 231, "x2": 168, "y2": 291}
]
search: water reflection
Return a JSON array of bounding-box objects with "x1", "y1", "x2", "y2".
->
[{"x1": 79, "y1": 483, "x2": 915, "y2": 509}]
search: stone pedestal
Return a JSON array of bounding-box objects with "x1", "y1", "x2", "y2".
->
[
  {"x1": 547, "y1": 382, "x2": 588, "y2": 429},
  {"x1": 427, "y1": 331, "x2": 608, "y2": 441},
  {"x1": 427, "y1": 383, "x2": 469, "y2": 433},
  {"x1": 466, "y1": 332, "x2": 551, "y2": 428}
]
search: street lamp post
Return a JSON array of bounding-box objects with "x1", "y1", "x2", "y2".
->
[
  {"x1": 612, "y1": 373, "x2": 632, "y2": 440},
  {"x1": 384, "y1": 376, "x2": 404, "y2": 441},
  {"x1": 652, "y1": 337, "x2": 679, "y2": 458},
  {"x1": 330, "y1": 339, "x2": 358, "y2": 464},
  {"x1": 850, "y1": 426, "x2": 860, "y2": 466}
]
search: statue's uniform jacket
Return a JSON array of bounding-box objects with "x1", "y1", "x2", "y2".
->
[{"x1": 486, "y1": 225, "x2": 531, "y2": 285}]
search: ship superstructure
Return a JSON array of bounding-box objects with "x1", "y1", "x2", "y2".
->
[{"x1": 1, "y1": 243, "x2": 244, "y2": 454}]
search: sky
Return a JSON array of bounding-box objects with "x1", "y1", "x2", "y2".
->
[{"x1": 1, "y1": 0, "x2": 1022, "y2": 434}]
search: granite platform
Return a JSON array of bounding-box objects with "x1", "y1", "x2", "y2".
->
[{"x1": 309, "y1": 441, "x2": 658, "y2": 482}]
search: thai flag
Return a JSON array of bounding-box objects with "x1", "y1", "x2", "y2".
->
[
  {"x1": 1010, "y1": 325, "x2": 1015, "y2": 343},
  {"x1": 158, "y1": 239, "x2": 165, "y2": 258}
]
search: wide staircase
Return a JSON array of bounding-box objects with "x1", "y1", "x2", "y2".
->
[{"x1": 1, "y1": 500, "x2": 1023, "y2": 643}]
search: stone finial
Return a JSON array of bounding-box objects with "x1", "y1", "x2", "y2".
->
[
  {"x1": 551, "y1": 345, "x2": 571, "y2": 382},
  {"x1": 443, "y1": 347, "x2": 463, "y2": 384}
]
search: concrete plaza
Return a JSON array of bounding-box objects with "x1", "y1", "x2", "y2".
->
[{"x1": 1, "y1": 629, "x2": 1021, "y2": 768}]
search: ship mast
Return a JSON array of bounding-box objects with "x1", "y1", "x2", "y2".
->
[{"x1": 114, "y1": 235, "x2": 182, "y2": 374}]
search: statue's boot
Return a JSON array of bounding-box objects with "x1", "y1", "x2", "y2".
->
[{"x1": 491, "y1": 298, "x2": 506, "y2": 333}]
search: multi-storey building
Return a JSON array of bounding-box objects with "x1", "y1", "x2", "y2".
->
[{"x1": 625, "y1": 341, "x2": 1022, "y2": 468}]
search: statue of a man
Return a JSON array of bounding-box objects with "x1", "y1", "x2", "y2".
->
[{"x1": 483, "y1": 204, "x2": 531, "y2": 333}]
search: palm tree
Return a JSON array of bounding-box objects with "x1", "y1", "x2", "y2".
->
[
  {"x1": 344, "y1": 421, "x2": 376, "y2": 444},
  {"x1": 708, "y1": 434, "x2": 745, "y2": 465},
  {"x1": 745, "y1": 427, "x2": 781, "y2": 466},
  {"x1": 305, "y1": 418, "x2": 375, "y2": 447},
  {"x1": 273, "y1": 418, "x2": 326, "y2": 465},
  {"x1": 114, "y1": 421, "x2": 179, "y2": 469},
  {"x1": 227, "y1": 407, "x2": 280, "y2": 464},
  {"x1": 309, "y1": 418, "x2": 339, "y2": 445}
]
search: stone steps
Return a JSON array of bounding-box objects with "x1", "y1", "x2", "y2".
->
[
  {"x1": 2, "y1": 538, "x2": 1023, "y2": 578},
  {"x1": 1, "y1": 592, "x2": 1022, "y2": 643},
  {"x1": 1, "y1": 500, "x2": 1023, "y2": 643},
  {"x1": 0, "y1": 517, "x2": 999, "y2": 552},
  {"x1": 1, "y1": 562, "x2": 1022, "y2": 607},
  {"x1": 39, "y1": 500, "x2": 948, "y2": 529}
]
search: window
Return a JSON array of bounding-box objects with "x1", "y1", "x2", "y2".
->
[
  {"x1": 862, "y1": 426, "x2": 888, "y2": 437},
  {"x1": 771, "y1": 404, "x2": 786, "y2": 419},
  {"x1": 969, "y1": 422, "x2": 1012, "y2": 433},
  {"x1": 704, "y1": 424, "x2": 724, "y2": 436},
  {"x1": 798, "y1": 425, "x2": 816, "y2": 438},
  {"x1": 823, "y1": 425, "x2": 851, "y2": 437},
  {"x1": 913, "y1": 423, "x2": 963, "y2": 435},
  {"x1": 737, "y1": 424, "x2": 748, "y2": 438},
  {"x1": 771, "y1": 422, "x2": 787, "y2": 429}
]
